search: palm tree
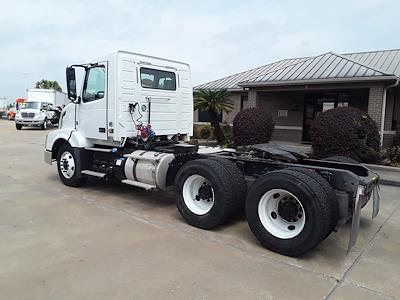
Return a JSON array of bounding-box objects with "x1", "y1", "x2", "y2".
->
[
  {"x1": 194, "y1": 89, "x2": 233, "y2": 143},
  {"x1": 35, "y1": 79, "x2": 62, "y2": 92}
]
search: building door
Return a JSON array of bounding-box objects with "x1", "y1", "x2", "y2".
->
[
  {"x1": 302, "y1": 94, "x2": 336, "y2": 141},
  {"x1": 302, "y1": 90, "x2": 368, "y2": 142}
]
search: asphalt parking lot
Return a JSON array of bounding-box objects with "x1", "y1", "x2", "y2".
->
[{"x1": 1, "y1": 119, "x2": 400, "y2": 300}]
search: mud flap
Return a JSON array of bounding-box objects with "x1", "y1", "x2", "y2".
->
[
  {"x1": 348, "y1": 184, "x2": 380, "y2": 252},
  {"x1": 348, "y1": 185, "x2": 364, "y2": 252},
  {"x1": 372, "y1": 184, "x2": 380, "y2": 219}
]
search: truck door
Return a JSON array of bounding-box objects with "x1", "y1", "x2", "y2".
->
[{"x1": 78, "y1": 63, "x2": 108, "y2": 140}]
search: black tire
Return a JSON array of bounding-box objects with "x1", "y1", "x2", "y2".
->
[
  {"x1": 286, "y1": 167, "x2": 338, "y2": 238},
  {"x1": 174, "y1": 159, "x2": 236, "y2": 229},
  {"x1": 208, "y1": 157, "x2": 247, "y2": 215},
  {"x1": 41, "y1": 118, "x2": 48, "y2": 130},
  {"x1": 246, "y1": 169, "x2": 332, "y2": 257},
  {"x1": 56, "y1": 143, "x2": 87, "y2": 187},
  {"x1": 323, "y1": 156, "x2": 360, "y2": 164},
  {"x1": 15, "y1": 124, "x2": 22, "y2": 130}
]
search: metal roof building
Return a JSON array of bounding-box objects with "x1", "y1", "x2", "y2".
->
[
  {"x1": 194, "y1": 49, "x2": 400, "y2": 91},
  {"x1": 194, "y1": 49, "x2": 400, "y2": 147}
]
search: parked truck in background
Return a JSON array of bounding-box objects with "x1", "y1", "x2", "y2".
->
[
  {"x1": 15, "y1": 89, "x2": 67, "y2": 130},
  {"x1": 44, "y1": 51, "x2": 381, "y2": 257},
  {"x1": 6, "y1": 98, "x2": 26, "y2": 120},
  {"x1": 0, "y1": 97, "x2": 6, "y2": 118}
]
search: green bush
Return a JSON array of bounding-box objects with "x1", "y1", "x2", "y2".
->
[
  {"x1": 310, "y1": 107, "x2": 380, "y2": 163},
  {"x1": 200, "y1": 125, "x2": 213, "y2": 139},
  {"x1": 193, "y1": 124, "x2": 214, "y2": 139},
  {"x1": 221, "y1": 124, "x2": 234, "y2": 147},
  {"x1": 233, "y1": 107, "x2": 274, "y2": 146},
  {"x1": 382, "y1": 146, "x2": 400, "y2": 167}
]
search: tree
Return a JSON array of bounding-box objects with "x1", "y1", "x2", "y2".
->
[
  {"x1": 35, "y1": 79, "x2": 62, "y2": 92},
  {"x1": 194, "y1": 89, "x2": 233, "y2": 143}
]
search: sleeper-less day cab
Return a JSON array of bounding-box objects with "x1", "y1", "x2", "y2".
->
[{"x1": 44, "y1": 51, "x2": 381, "y2": 256}]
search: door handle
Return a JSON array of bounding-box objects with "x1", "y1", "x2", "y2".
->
[{"x1": 99, "y1": 128, "x2": 106, "y2": 133}]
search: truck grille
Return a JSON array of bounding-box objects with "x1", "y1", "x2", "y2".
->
[{"x1": 21, "y1": 112, "x2": 35, "y2": 118}]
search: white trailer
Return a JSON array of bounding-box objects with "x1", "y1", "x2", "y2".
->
[
  {"x1": 0, "y1": 97, "x2": 6, "y2": 109},
  {"x1": 26, "y1": 89, "x2": 67, "y2": 108},
  {"x1": 15, "y1": 89, "x2": 68, "y2": 130},
  {"x1": 44, "y1": 51, "x2": 380, "y2": 257}
]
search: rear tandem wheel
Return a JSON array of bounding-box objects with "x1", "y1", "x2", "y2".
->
[{"x1": 245, "y1": 169, "x2": 334, "y2": 256}]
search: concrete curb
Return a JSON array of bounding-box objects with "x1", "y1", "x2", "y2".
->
[
  {"x1": 364, "y1": 164, "x2": 400, "y2": 187},
  {"x1": 364, "y1": 163, "x2": 400, "y2": 172},
  {"x1": 379, "y1": 179, "x2": 400, "y2": 187}
]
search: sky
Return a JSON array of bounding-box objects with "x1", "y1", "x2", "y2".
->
[{"x1": 1, "y1": 0, "x2": 400, "y2": 104}]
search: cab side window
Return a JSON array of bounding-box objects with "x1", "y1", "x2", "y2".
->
[
  {"x1": 140, "y1": 68, "x2": 176, "y2": 91},
  {"x1": 83, "y1": 66, "x2": 105, "y2": 102}
]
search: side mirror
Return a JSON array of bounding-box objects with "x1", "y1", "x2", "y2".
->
[{"x1": 66, "y1": 67, "x2": 77, "y2": 101}]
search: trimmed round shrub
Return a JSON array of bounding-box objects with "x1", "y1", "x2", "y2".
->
[
  {"x1": 310, "y1": 107, "x2": 380, "y2": 163},
  {"x1": 233, "y1": 107, "x2": 274, "y2": 146}
]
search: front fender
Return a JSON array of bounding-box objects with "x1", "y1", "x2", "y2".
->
[
  {"x1": 45, "y1": 129, "x2": 92, "y2": 151},
  {"x1": 45, "y1": 129, "x2": 72, "y2": 151}
]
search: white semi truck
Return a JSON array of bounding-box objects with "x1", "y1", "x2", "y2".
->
[
  {"x1": 44, "y1": 51, "x2": 381, "y2": 256},
  {"x1": 15, "y1": 88, "x2": 67, "y2": 130}
]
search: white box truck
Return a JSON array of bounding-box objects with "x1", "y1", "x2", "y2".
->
[
  {"x1": 15, "y1": 88, "x2": 67, "y2": 130},
  {"x1": 44, "y1": 51, "x2": 380, "y2": 256},
  {"x1": 0, "y1": 97, "x2": 6, "y2": 118}
]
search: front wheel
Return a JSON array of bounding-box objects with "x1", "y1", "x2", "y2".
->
[
  {"x1": 246, "y1": 169, "x2": 333, "y2": 256},
  {"x1": 41, "y1": 118, "x2": 48, "y2": 130},
  {"x1": 15, "y1": 124, "x2": 22, "y2": 130},
  {"x1": 56, "y1": 144, "x2": 87, "y2": 187}
]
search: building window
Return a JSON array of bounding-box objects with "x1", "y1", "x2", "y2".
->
[
  {"x1": 240, "y1": 95, "x2": 248, "y2": 111},
  {"x1": 198, "y1": 110, "x2": 222, "y2": 122}
]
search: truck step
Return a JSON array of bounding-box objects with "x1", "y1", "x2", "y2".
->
[
  {"x1": 85, "y1": 147, "x2": 113, "y2": 153},
  {"x1": 121, "y1": 179, "x2": 156, "y2": 190},
  {"x1": 81, "y1": 170, "x2": 107, "y2": 178}
]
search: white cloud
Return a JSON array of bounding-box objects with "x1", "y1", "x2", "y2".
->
[{"x1": 0, "y1": 0, "x2": 399, "y2": 102}]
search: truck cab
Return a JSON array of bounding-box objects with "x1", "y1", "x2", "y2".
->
[{"x1": 50, "y1": 50, "x2": 193, "y2": 148}]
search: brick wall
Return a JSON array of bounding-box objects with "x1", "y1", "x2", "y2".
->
[
  {"x1": 248, "y1": 90, "x2": 257, "y2": 107},
  {"x1": 367, "y1": 85, "x2": 385, "y2": 127}
]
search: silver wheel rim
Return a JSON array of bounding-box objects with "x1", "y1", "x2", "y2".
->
[
  {"x1": 258, "y1": 189, "x2": 305, "y2": 239},
  {"x1": 182, "y1": 175, "x2": 214, "y2": 215},
  {"x1": 60, "y1": 151, "x2": 75, "y2": 179}
]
